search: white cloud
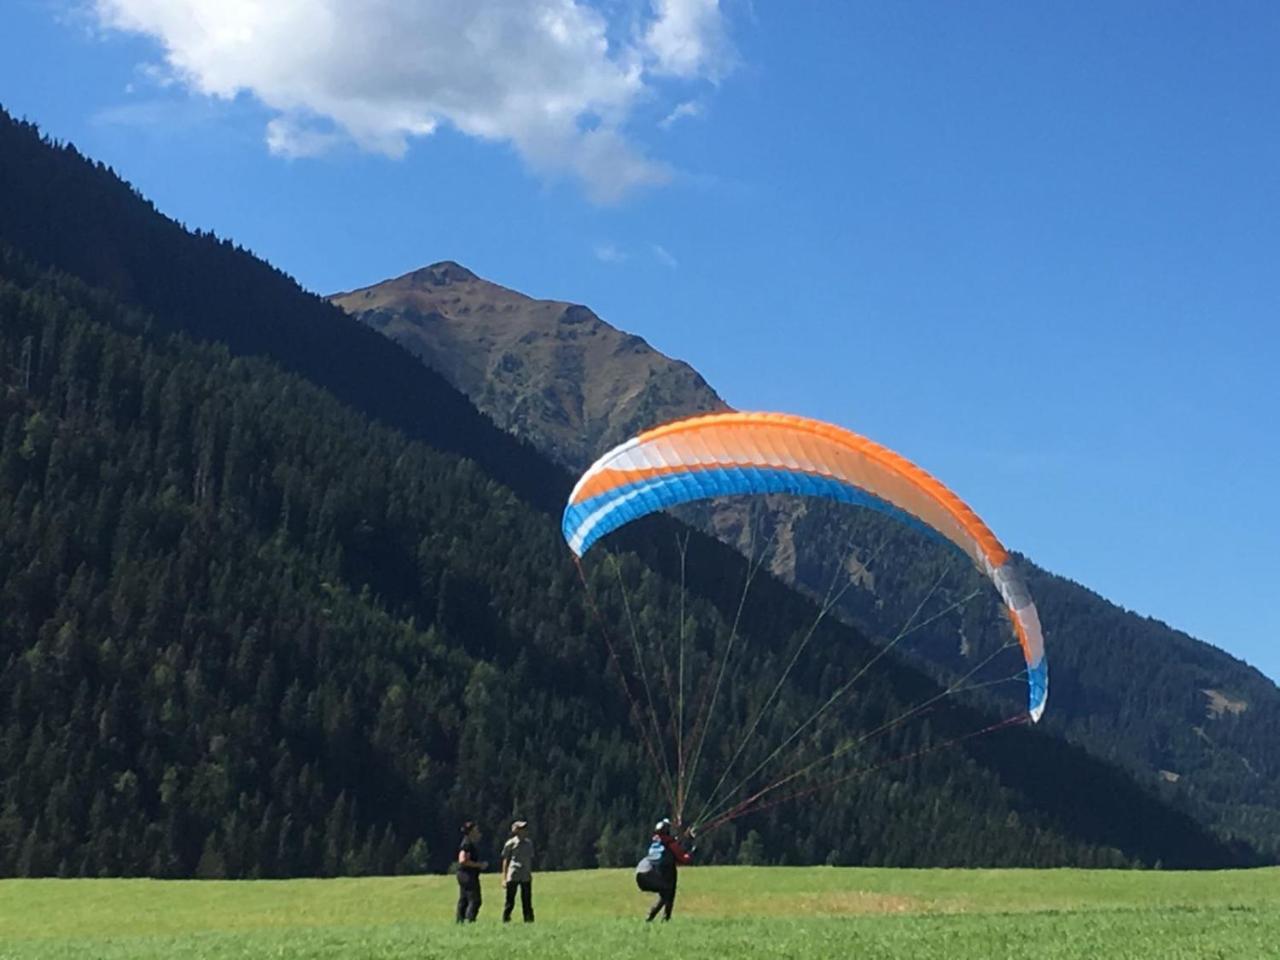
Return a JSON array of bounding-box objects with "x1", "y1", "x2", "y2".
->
[
  {"x1": 90, "y1": 0, "x2": 736, "y2": 202},
  {"x1": 265, "y1": 117, "x2": 346, "y2": 159},
  {"x1": 644, "y1": 0, "x2": 734, "y2": 81},
  {"x1": 659, "y1": 99, "x2": 703, "y2": 129},
  {"x1": 594, "y1": 242, "x2": 628, "y2": 263},
  {"x1": 137, "y1": 61, "x2": 178, "y2": 88},
  {"x1": 91, "y1": 96, "x2": 231, "y2": 134},
  {"x1": 651, "y1": 243, "x2": 678, "y2": 268}
]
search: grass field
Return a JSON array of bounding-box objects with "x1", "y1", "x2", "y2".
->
[{"x1": 2, "y1": 867, "x2": 1277, "y2": 959}]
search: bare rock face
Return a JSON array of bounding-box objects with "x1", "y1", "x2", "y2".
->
[{"x1": 330, "y1": 262, "x2": 729, "y2": 470}]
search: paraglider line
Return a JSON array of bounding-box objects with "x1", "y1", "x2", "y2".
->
[
  {"x1": 692, "y1": 556, "x2": 967, "y2": 827},
  {"x1": 695, "y1": 640, "x2": 1022, "y2": 830},
  {"x1": 893, "y1": 588, "x2": 983, "y2": 644},
  {"x1": 698, "y1": 712, "x2": 1029, "y2": 833},
  {"x1": 574, "y1": 555, "x2": 679, "y2": 817},
  {"x1": 691, "y1": 531, "x2": 870, "y2": 828},
  {"x1": 675, "y1": 531, "x2": 690, "y2": 821},
  {"x1": 680, "y1": 511, "x2": 779, "y2": 823},
  {"x1": 887, "y1": 559, "x2": 958, "y2": 649},
  {"x1": 644, "y1": 547, "x2": 682, "y2": 761},
  {"x1": 697, "y1": 577, "x2": 980, "y2": 826},
  {"x1": 609, "y1": 551, "x2": 680, "y2": 812}
]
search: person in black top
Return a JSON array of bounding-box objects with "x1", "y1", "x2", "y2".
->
[
  {"x1": 455, "y1": 821, "x2": 488, "y2": 923},
  {"x1": 635, "y1": 818, "x2": 695, "y2": 922}
]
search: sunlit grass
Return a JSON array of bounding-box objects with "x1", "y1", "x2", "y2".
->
[{"x1": 2, "y1": 867, "x2": 1277, "y2": 959}]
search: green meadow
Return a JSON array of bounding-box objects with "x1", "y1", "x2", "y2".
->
[{"x1": 2, "y1": 867, "x2": 1277, "y2": 959}]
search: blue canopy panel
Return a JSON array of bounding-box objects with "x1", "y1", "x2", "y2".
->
[
  {"x1": 1026, "y1": 658, "x2": 1048, "y2": 722},
  {"x1": 562, "y1": 465, "x2": 959, "y2": 559}
]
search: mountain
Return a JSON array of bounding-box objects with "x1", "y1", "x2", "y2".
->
[
  {"x1": 0, "y1": 104, "x2": 1249, "y2": 875},
  {"x1": 330, "y1": 262, "x2": 1280, "y2": 859},
  {"x1": 0, "y1": 246, "x2": 1242, "y2": 876},
  {"x1": 330, "y1": 263, "x2": 729, "y2": 467}
]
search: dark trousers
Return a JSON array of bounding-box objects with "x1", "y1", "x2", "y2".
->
[
  {"x1": 646, "y1": 872, "x2": 677, "y2": 922},
  {"x1": 502, "y1": 878, "x2": 534, "y2": 922},
  {"x1": 456, "y1": 881, "x2": 481, "y2": 923}
]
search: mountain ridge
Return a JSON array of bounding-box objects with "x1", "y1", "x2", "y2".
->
[{"x1": 330, "y1": 263, "x2": 729, "y2": 468}]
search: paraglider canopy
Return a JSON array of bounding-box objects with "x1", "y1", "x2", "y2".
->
[{"x1": 563, "y1": 412, "x2": 1047, "y2": 721}]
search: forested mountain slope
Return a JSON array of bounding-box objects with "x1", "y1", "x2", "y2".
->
[
  {"x1": 0, "y1": 114, "x2": 565, "y2": 515},
  {"x1": 0, "y1": 106, "x2": 1257, "y2": 874},
  {"x1": 0, "y1": 248, "x2": 1245, "y2": 875},
  {"x1": 331, "y1": 263, "x2": 1280, "y2": 858}
]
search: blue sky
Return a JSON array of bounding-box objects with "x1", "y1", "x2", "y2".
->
[{"x1": 3, "y1": 1, "x2": 1277, "y2": 680}]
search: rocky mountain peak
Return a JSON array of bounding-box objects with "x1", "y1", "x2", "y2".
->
[
  {"x1": 329, "y1": 264, "x2": 727, "y2": 468},
  {"x1": 407, "y1": 260, "x2": 478, "y2": 287}
]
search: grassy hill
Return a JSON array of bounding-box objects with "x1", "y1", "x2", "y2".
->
[{"x1": 2, "y1": 867, "x2": 1277, "y2": 959}]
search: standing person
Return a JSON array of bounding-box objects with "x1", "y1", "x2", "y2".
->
[
  {"x1": 455, "y1": 821, "x2": 487, "y2": 923},
  {"x1": 634, "y1": 818, "x2": 694, "y2": 922},
  {"x1": 500, "y1": 820, "x2": 535, "y2": 923}
]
